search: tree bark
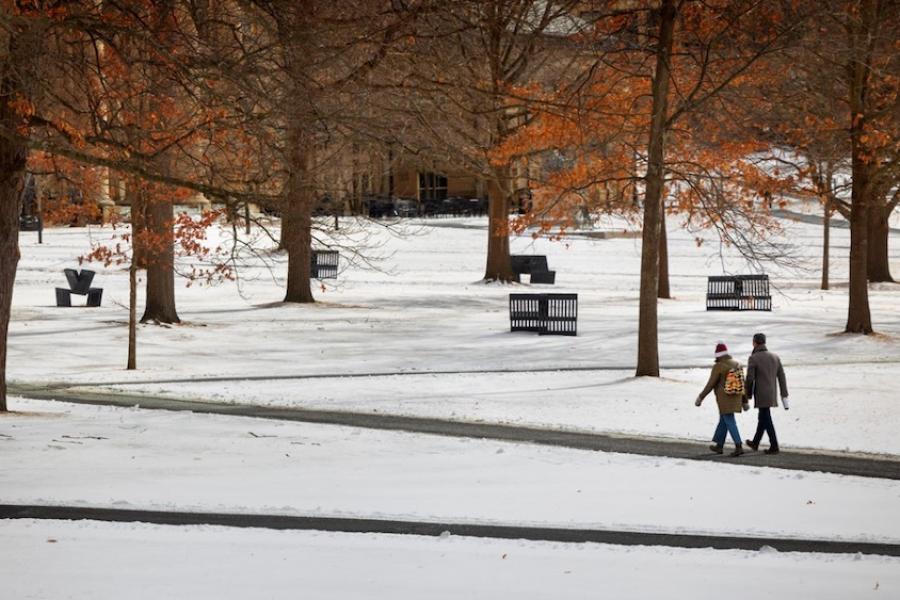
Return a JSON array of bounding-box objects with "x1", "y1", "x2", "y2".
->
[
  {"x1": 0, "y1": 47, "x2": 28, "y2": 412},
  {"x1": 636, "y1": 0, "x2": 676, "y2": 377},
  {"x1": 282, "y1": 120, "x2": 315, "y2": 303},
  {"x1": 282, "y1": 201, "x2": 314, "y2": 303},
  {"x1": 484, "y1": 172, "x2": 514, "y2": 282},
  {"x1": 658, "y1": 207, "x2": 671, "y2": 299},
  {"x1": 128, "y1": 181, "x2": 148, "y2": 269},
  {"x1": 0, "y1": 147, "x2": 24, "y2": 414},
  {"x1": 276, "y1": 11, "x2": 317, "y2": 304},
  {"x1": 846, "y1": 155, "x2": 872, "y2": 333},
  {"x1": 140, "y1": 198, "x2": 180, "y2": 323},
  {"x1": 844, "y1": 0, "x2": 876, "y2": 334},
  {"x1": 822, "y1": 200, "x2": 831, "y2": 291},
  {"x1": 127, "y1": 260, "x2": 137, "y2": 370},
  {"x1": 867, "y1": 196, "x2": 893, "y2": 282}
]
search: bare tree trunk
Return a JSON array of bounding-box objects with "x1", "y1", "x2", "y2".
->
[
  {"x1": 632, "y1": 152, "x2": 641, "y2": 209},
  {"x1": 867, "y1": 198, "x2": 893, "y2": 282},
  {"x1": 282, "y1": 121, "x2": 315, "y2": 304},
  {"x1": 484, "y1": 173, "x2": 514, "y2": 282},
  {"x1": 127, "y1": 260, "x2": 137, "y2": 370},
  {"x1": 0, "y1": 51, "x2": 27, "y2": 412},
  {"x1": 0, "y1": 149, "x2": 24, "y2": 413},
  {"x1": 822, "y1": 200, "x2": 831, "y2": 290},
  {"x1": 128, "y1": 182, "x2": 148, "y2": 269},
  {"x1": 658, "y1": 207, "x2": 671, "y2": 299},
  {"x1": 846, "y1": 158, "x2": 872, "y2": 333},
  {"x1": 140, "y1": 198, "x2": 180, "y2": 323},
  {"x1": 636, "y1": 0, "x2": 676, "y2": 377},
  {"x1": 844, "y1": 0, "x2": 876, "y2": 334},
  {"x1": 283, "y1": 201, "x2": 314, "y2": 303}
]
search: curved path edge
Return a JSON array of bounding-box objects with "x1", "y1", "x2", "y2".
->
[
  {"x1": 17, "y1": 355, "x2": 900, "y2": 390},
  {"x1": 2, "y1": 504, "x2": 898, "y2": 557},
  {"x1": 11, "y1": 385, "x2": 900, "y2": 481}
]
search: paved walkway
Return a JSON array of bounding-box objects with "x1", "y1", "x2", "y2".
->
[
  {"x1": 12, "y1": 385, "x2": 900, "y2": 480},
  {"x1": 2, "y1": 504, "x2": 898, "y2": 556}
]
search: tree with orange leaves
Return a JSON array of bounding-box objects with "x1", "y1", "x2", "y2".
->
[
  {"x1": 0, "y1": 1, "x2": 268, "y2": 403},
  {"x1": 763, "y1": 0, "x2": 899, "y2": 332},
  {"x1": 369, "y1": 0, "x2": 584, "y2": 282},
  {"x1": 499, "y1": 0, "x2": 809, "y2": 376},
  {"x1": 181, "y1": 0, "x2": 419, "y2": 303},
  {"x1": 81, "y1": 182, "x2": 230, "y2": 370}
]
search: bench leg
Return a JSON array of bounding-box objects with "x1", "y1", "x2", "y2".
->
[
  {"x1": 87, "y1": 289, "x2": 103, "y2": 307},
  {"x1": 55, "y1": 288, "x2": 72, "y2": 307}
]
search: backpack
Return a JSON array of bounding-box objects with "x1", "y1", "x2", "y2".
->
[{"x1": 724, "y1": 364, "x2": 745, "y2": 396}]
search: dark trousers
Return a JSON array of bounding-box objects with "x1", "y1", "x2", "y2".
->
[{"x1": 752, "y1": 407, "x2": 779, "y2": 449}]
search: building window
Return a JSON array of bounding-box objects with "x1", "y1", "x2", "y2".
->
[{"x1": 419, "y1": 172, "x2": 448, "y2": 201}]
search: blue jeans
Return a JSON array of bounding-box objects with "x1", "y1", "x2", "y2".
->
[{"x1": 712, "y1": 414, "x2": 742, "y2": 447}]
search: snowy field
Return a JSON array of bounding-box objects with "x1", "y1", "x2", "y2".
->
[
  {"x1": 9, "y1": 198, "x2": 900, "y2": 454},
  {"x1": 4, "y1": 201, "x2": 900, "y2": 597},
  {"x1": 3, "y1": 520, "x2": 898, "y2": 600},
  {"x1": 4, "y1": 398, "x2": 900, "y2": 598},
  {"x1": 4, "y1": 398, "x2": 900, "y2": 543}
]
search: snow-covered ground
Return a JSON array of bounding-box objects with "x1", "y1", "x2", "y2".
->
[
  {"x1": 4, "y1": 398, "x2": 900, "y2": 543},
  {"x1": 5, "y1": 201, "x2": 900, "y2": 596},
  {"x1": 10, "y1": 198, "x2": 900, "y2": 454},
  {"x1": 3, "y1": 519, "x2": 898, "y2": 600}
]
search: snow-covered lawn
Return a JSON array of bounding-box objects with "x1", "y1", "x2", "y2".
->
[
  {"x1": 10, "y1": 199, "x2": 900, "y2": 454},
  {"x1": 3, "y1": 398, "x2": 900, "y2": 543},
  {"x1": 3, "y1": 519, "x2": 898, "y2": 600},
  {"x1": 5, "y1": 202, "x2": 900, "y2": 596},
  {"x1": 83, "y1": 363, "x2": 898, "y2": 455}
]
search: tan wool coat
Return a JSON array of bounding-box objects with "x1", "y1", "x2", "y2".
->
[{"x1": 699, "y1": 355, "x2": 745, "y2": 415}]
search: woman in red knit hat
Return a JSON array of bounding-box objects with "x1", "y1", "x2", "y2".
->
[{"x1": 695, "y1": 341, "x2": 748, "y2": 457}]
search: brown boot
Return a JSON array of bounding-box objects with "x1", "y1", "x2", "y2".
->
[
  {"x1": 709, "y1": 444, "x2": 724, "y2": 454},
  {"x1": 745, "y1": 439, "x2": 759, "y2": 451},
  {"x1": 729, "y1": 444, "x2": 744, "y2": 457}
]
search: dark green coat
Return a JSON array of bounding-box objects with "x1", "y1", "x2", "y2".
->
[{"x1": 699, "y1": 355, "x2": 745, "y2": 415}]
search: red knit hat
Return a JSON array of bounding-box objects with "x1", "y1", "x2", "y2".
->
[{"x1": 714, "y1": 341, "x2": 729, "y2": 358}]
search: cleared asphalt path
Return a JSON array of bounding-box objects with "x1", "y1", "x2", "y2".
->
[
  {"x1": 3, "y1": 504, "x2": 899, "y2": 556},
  {"x1": 12, "y1": 385, "x2": 900, "y2": 481}
]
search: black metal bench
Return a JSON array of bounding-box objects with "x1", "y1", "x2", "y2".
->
[
  {"x1": 19, "y1": 215, "x2": 42, "y2": 232},
  {"x1": 511, "y1": 254, "x2": 556, "y2": 285},
  {"x1": 509, "y1": 293, "x2": 577, "y2": 336},
  {"x1": 19, "y1": 214, "x2": 43, "y2": 243},
  {"x1": 311, "y1": 250, "x2": 339, "y2": 279},
  {"x1": 56, "y1": 268, "x2": 103, "y2": 307},
  {"x1": 706, "y1": 275, "x2": 771, "y2": 311}
]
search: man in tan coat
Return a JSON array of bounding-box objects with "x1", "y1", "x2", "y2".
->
[{"x1": 745, "y1": 332, "x2": 789, "y2": 454}]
